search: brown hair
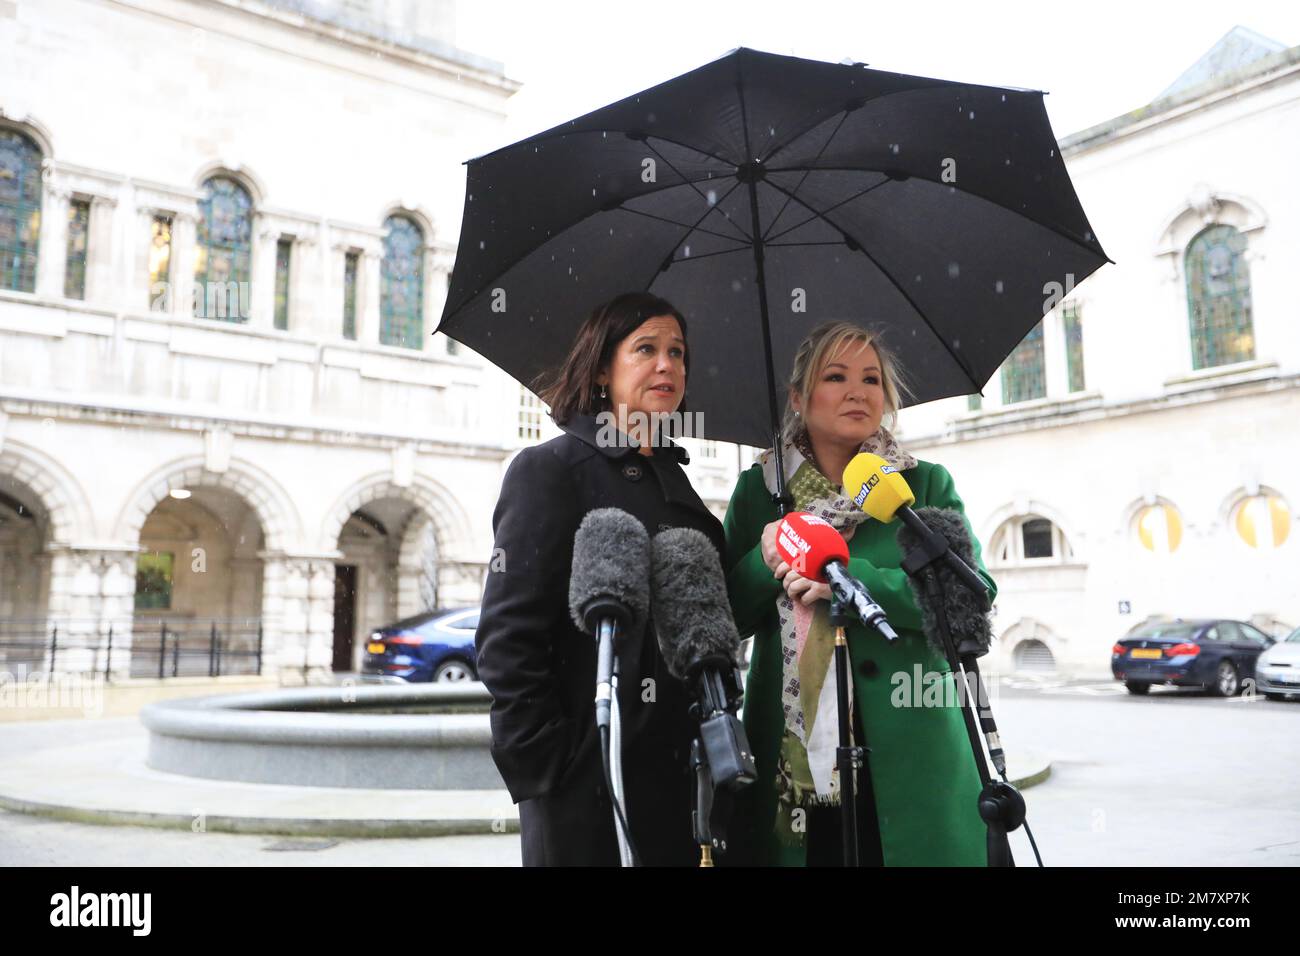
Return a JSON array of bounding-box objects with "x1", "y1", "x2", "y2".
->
[
  {"x1": 535, "y1": 292, "x2": 689, "y2": 425},
  {"x1": 783, "y1": 321, "x2": 912, "y2": 442}
]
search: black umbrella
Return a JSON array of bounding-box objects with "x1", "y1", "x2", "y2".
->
[{"x1": 439, "y1": 47, "x2": 1109, "y2": 501}]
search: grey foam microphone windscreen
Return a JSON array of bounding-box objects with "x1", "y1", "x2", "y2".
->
[
  {"x1": 895, "y1": 507, "x2": 993, "y2": 657},
  {"x1": 650, "y1": 527, "x2": 742, "y2": 681},
  {"x1": 568, "y1": 508, "x2": 650, "y2": 636}
]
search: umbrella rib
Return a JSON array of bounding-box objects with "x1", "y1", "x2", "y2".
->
[
  {"x1": 662, "y1": 246, "x2": 753, "y2": 266},
  {"x1": 761, "y1": 177, "x2": 982, "y2": 390},
  {"x1": 767, "y1": 164, "x2": 1107, "y2": 259},
  {"x1": 614, "y1": 199, "x2": 752, "y2": 247},
  {"x1": 641, "y1": 139, "x2": 753, "y2": 243},
  {"x1": 762, "y1": 110, "x2": 851, "y2": 242},
  {"x1": 764, "y1": 178, "x2": 894, "y2": 244}
]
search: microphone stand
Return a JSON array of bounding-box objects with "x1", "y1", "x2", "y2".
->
[
  {"x1": 898, "y1": 526, "x2": 1030, "y2": 867},
  {"x1": 688, "y1": 663, "x2": 754, "y2": 866},
  {"x1": 828, "y1": 592, "x2": 867, "y2": 867},
  {"x1": 596, "y1": 619, "x2": 636, "y2": 866},
  {"x1": 609, "y1": 656, "x2": 633, "y2": 867}
]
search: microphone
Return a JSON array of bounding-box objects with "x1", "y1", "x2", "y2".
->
[
  {"x1": 774, "y1": 511, "x2": 898, "y2": 641},
  {"x1": 896, "y1": 508, "x2": 993, "y2": 659},
  {"x1": 842, "y1": 453, "x2": 990, "y2": 602},
  {"x1": 649, "y1": 528, "x2": 755, "y2": 792},
  {"x1": 568, "y1": 508, "x2": 650, "y2": 731}
]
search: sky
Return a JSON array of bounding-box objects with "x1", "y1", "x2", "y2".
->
[{"x1": 458, "y1": 0, "x2": 1300, "y2": 149}]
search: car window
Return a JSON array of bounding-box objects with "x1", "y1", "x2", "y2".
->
[
  {"x1": 1130, "y1": 624, "x2": 1199, "y2": 641},
  {"x1": 1239, "y1": 624, "x2": 1271, "y2": 646},
  {"x1": 449, "y1": 613, "x2": 480, "y2": 630},
  {"x1": 1217, "y1": 622, "x2": 1242, "y2": 642},
  {"x1": 1201, "y1": 625, "x2": 1220, "y2": 642}
]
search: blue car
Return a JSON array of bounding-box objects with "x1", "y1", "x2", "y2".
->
[
  {"x1": 360, "y1": 607, "x2": 480, "y2": 683},
  {"x1": 1111, "y1": 618, "x2": 1275, "y2": 696}
]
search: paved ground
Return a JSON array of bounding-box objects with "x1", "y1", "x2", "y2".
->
[{"x1": 1, "y1": 678, "x2": 1295, "y2": 866}]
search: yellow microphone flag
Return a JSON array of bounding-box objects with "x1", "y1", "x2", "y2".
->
[{"x1": 842, "y1": 453, "x2": 915, "y2": 522}]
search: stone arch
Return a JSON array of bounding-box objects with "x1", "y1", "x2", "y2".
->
[
  {"x1": 1154, "y1": 186, "x2": 1267, "y2": 260},
  {"x1": 0, "y1": 111, "x2": 56, "y2": 159},
  {"x1": 319, "y1": 472, "x2": 471, "y2": 558},
  {"x1": 0, "y1": 440, "x2": 95, "y2": 545},
  {"x1": 113, "y1": 456, "x2": 302, "y2": 553},
  {"x1": 997, "y1": 617, "x2": 1062, "y2": 673},
  {"x1": 378, "y1": 202, "x2": 436, "y2": 242},
  {"x1": 192, "y1": 161, "x2": 267, "y2": 207},
  {"x1": 980, "y1": 498, "x2": 1083, "y2": 562}
]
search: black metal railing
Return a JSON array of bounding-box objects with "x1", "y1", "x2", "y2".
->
[{"x1": 0, "y1": 617, "x2": 264, "y2": 681}]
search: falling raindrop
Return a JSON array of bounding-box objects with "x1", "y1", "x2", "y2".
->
[
  {"x1": 479, "y1": 240, "x2": 485, "y2": 249},
  {"x1": 948, "y1": 262, "x2": 960, "y2": 278},
  {"x1": 1084, "y1": 230, "x2": 1093, "y2": 241},
  {"x1": 890, "y1": 143, "x2": 900, "y2": 154},
  {"x1": 954, "y1": 337, "x2": 961, "y2": 349},
  {"x1": 968, "y1": 111, "x2": 975, "y2": 120},
  {"x1": 1049, "y1": 149, "x2": 1055, "y2": 157},
  {"x1": 1001, "y1": 94, "x2": 1006, "y2": 102},
  {"x1": 731, "y1": 279, "x2": 743, "y2": 293},
  {"x1": 995, "y1": 280, "x2": 1004, "y2": 293},
  {"x1": 915, "y1": 274, "x2": 922, "y2": 282},
  {"x1": 707, "y1": 190, "x2": 717, "y2": 206},
  {"x1": 684, "y1": 245, "x2": 691, "y2": 257}
]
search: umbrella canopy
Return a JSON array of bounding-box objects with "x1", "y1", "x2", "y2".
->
[{"x1": 439, "y1": 47, "x2": 1109, "y2": 450}]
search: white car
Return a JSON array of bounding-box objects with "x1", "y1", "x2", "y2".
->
[{"x1": 1255, "y1": 627, "x2": 1300, "y2": 700}]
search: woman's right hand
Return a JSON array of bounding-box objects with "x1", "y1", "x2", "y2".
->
[{"x1": 760, "y1": 519, "x2": 785, "y2": 573}]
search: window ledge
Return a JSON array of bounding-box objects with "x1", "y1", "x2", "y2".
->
[
  {"x1": 988, "y1": 560, "x2": 1089, "y2": 572},
  {"x1": 1162, "y1": 359, "x2": 1278, "y2": 393},
  {"x1": 953, "y1": 390, "x2": 1103, "y2": 426}
]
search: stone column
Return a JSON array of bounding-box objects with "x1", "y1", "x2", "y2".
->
[
  {"x1": 40, "y1": 546, "x2": 138, "y2": 677},
  {"x1": 249, "y1": 217, "x2": 278, "y2": 329},
  {"x1": 1042, "y1": 307, "x2": 1066, "y2": 399},
  {"x1": 262, "y1": 553, "x2": 338, "y2": 684},
  {"x1": 35, "y1": 179, "x2": 70, "y2": 299},
  {"x1": 171, "y1": 211, "x2": 198, "y2": 320},
  {"x1": 359, "y1": 248, "x2": 382, "y2": 346},
  {"x1": 86, "y1": 196, "x2": 118, "y2": 305},
  {"x1": 328, "y1": 241, "x2": 350, "y2": 340},
  {"x1": 289, "y1": 233, "x2": 317, "y2": 335}
]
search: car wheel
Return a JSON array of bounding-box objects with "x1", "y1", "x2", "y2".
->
[
  {"x1": 1213, "y1": 660, "x2": 1240, "y2": 697},
  {"x1": 433, "y1": 659, "x2": 475, "y2": 683},
  {"x1": 1125, "y1": 681, "x2": 1150, "y2": 695}
]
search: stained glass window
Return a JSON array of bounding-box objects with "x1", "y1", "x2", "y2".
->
[
  {"x1": 1001, "y1": 320, "x2": 1046, "y2": 405},
  {"x1": 148, "y1": 215, "x2": 173, "y2": 311},
  {"x1": 1186, "y1": 224, "x2": 1253, "y2": 370},
  {"x1": 273, "y1": 237, "x2": 292, "y2": 330},
  {"x1": 380, "y1": 214, "x2": 424, "y2": 348},
  {"x1": 342, "y1": 250, "x2": 358, "y2": 340},
  {"x1": 1063, "y1": 301, "x2": 1085, "y2": 392},
  {"x1": 0, "y1": 128, "x2": 43, "y2": 293},
  {"x1": 194, "y1": 176, "x2": 253, "y2": 322},
  {"x1": 64, "y1": 198, "x2": 90, "y2": 300}
]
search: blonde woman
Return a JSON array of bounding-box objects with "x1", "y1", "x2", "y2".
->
[{"x1": 722, "y1": 321, "x2": 998, "y2": 866}]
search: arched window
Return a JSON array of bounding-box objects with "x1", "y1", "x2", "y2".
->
[
  {"x1": 1233, "y1": 493, "x2": 1290, "y2": 550},
  {"x1": 1134, "y1": 502, "x2": 1184, "y2": 554},
  {"x1": 1001, "y1": 320, "x2": 1046, "y2": 405},
  {"x1": 988, "y1": 514, "x2": 1073, "y2": 566},
  {"x1": 0, "y1": 128, "x2": 43, "y2": 293},
  {"x1": 1186, "y1": 224, "x2": 1253, "y2": 370},
  {"x1": 194, "y1": 176, "x2": 253, "y2": 322},
  {"x1": 380, "y1": 214, "x2": 424, "y2": 348}
]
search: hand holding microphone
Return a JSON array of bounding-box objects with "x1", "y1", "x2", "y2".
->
[{"x1": 773, "y1": 511, "x2": 898, "y2": 641}]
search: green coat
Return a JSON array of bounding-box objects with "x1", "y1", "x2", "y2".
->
[{"x1": 722, "y1": 459, "x2": 999, "y2": 867}]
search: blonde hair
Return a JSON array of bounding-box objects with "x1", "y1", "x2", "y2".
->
[{"x1": 783, "y1": 321, "x2": 912, "y2": 443}]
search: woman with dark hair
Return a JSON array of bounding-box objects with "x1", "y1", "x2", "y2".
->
[{"x1": 475, "y1": 291, "x2": 725, "y2": 866}]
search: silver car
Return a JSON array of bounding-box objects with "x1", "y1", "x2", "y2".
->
[{"x1": 1255, "y1": 626, "x2": 1300, "y2": 700}]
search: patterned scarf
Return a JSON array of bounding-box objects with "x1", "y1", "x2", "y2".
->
[{"x1": 757, "y1": 425, "x2": 918, "y2": 843}]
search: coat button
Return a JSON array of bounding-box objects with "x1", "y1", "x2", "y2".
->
[
  {"x1": 621, "y1": 462, "x2": 643, "y2": 482},
  {"x1": 858, "y1": 658, "x2": 878, "y2": 677}
]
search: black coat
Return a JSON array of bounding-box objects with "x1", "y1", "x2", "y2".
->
[{"x1": 475, "y1": 413, "x2": 726, "y2": 866}]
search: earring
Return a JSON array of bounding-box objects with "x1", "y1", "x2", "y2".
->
[
  {"x1": 600, "y1": 384, "x2": 608, "y2": 399},
  {"x1": 794, "y1": 410, "x2": 800, "y2": 417}
]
